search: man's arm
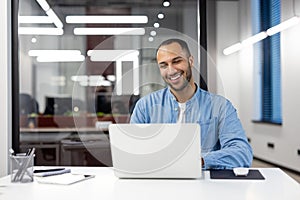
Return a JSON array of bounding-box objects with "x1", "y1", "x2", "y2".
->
[
  {"x1": 202, "y1": 102, "x2": 253, "y2": 169},
  {"x1": 130, "y1": 100, "x2": 146, "y2": 123}
]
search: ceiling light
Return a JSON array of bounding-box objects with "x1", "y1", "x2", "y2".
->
[
  {"x1": 241, "y1": 32, "x2": 268, "y2": 46},
  {"x1": 28, "y1": 50, "x2": 81, "y2": 56},
  {"x1": 71, "y1": 75, "x2": 88, "y2": 82},
  {"x1": 87, "y1": 50, "x2": 139, "y2": 61},
  {"x1": 106, "y1": 75, "x2": 116, "y2": 82},
  {"x1": 150, "y1": 30, "x2": 157, "y2": 36},
  {"x1": 157, "y1": 13, "x2": 164, "y2": 19},
  {"x1": 266, "y1": 16, "x2": 300, "y2": 36},
  {"x1": 224, "y1": 16, "x2": 300, "y2": 55},
  {"x1": 74, "y1": 28, "x2": 145, "y2": 35},
  {"x1": 31, "y1": 38, "x2": 37, "y2": 43},
  {"x1": 46, "y1": 9, "x2": 63, "y2": 28},
  {"x1": 36, "y1": 55, "x2": 85, "y2": 62},
  {"x1": 18, "y1": 27, "x2": 63, "y2": 35},
  {"x1": 223, "y1": 43, "x2": 242, "y2": 55},
  {"x1": 89, "y1": 80, "x2": 112, "y2": 87},
  {"x1": 89, "y1": 75, "x2": 105, "y2": 81},
  {"x1": 154, "y1": 22, "x2": 160, "y2": 28},
  {"x1": 36, "y1": 0, "x2": 50, "y2": 11},
  {"x1": 163, "y1": 1, "x2": 171, "y2": 7},
  {"x1": 66, "y1": 15, "x2": 148, "y2": 24},
  {"x1": 148, "y1": 37, "x2": 154, "y2": 42}
]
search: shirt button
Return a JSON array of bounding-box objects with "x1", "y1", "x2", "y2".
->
[{"x1": 174, "y1": 108, "x2": 178, "y2": 111}]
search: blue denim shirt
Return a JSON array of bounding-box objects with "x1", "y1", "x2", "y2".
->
[{"x1": 130, "y1": 86, "x2": 253, "y2": 169}]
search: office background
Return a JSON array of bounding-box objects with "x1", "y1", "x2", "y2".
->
[{"x1": 1, "y1": 0, "x2": 300, "y2": 177}]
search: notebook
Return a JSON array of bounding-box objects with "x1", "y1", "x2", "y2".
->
[{"x1": 109, "y1": 123, "x2": 202, "y2": 179}]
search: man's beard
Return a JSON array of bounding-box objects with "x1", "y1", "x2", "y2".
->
[{"x1": 164, "y1": 63, "x2": 192, "y2": 92}]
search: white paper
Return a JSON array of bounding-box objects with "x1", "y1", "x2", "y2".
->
[{"x1": 36, "y1": 173, "x2": 95, "y2": 185}]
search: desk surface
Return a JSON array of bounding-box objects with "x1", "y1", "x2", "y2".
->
[{"x1": 0, "y1": 167, "x2": 299, "y2": 200}]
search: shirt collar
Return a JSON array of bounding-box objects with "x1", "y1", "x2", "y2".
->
[{"x1": 167, "y1": 83, "x2": 201, "y2": 106}]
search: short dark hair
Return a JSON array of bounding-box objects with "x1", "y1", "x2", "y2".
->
[{"x1": 156, "y1": 38, "x2": 191, "y2": 57}]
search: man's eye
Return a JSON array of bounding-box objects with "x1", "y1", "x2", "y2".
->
[
  {"x1": 173, "y1": 60, "x2": 181, "y2": 64},
  {"x1": 159, "y1": 65, "x2": 167, "y2": 69}
]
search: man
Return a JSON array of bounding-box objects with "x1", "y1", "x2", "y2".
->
[{"x1": 130, "y1": 38, "x2": 253, "y2": 169}]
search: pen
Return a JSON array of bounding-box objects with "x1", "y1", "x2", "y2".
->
[
  {"x1": 34, "y1": 168, "x2": 71, "y2": 177},
  {"x1": 34, "y1": 168, "x2": 65, "y2": 173},
  {"x1": 18, "y1": 148, "x2": 35, "y2": 181}
]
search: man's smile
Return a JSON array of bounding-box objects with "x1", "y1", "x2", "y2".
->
[{"x1": 168, "y1": 72, "x2": 183, "y2": 82}]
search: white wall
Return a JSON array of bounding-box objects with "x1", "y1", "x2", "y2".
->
[
  {"x1": 0, "y1": 0, "x2": 10, "y2": 177},
  {"x1": 216, "y1": 0, "x2": 300, "y2": 172}
]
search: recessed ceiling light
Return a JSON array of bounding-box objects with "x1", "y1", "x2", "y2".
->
[
  {"x1": 150, "y1": 30, "x2": 157, "y2": 36},
  {"x1": 163, "y1": 1, "x2": 171, "y2": 7},
  {"x1": 31, "y1": 38, "x2": 37, "y2": 43},
  {"x1": 153, "y1": 22, "x2": 160, "y2": 28},
  {"x1": 148, "y1": 37, "x2": 154, "y2": 42},
  {"x1": 157, "y1": 13, "x2": 164, "y2": 19}
]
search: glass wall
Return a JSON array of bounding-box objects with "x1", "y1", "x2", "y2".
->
[{"x1": 15, "y1": 0, "x2": 201, "y2": 166}]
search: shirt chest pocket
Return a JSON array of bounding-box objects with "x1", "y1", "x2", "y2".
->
[{"x1": 198, "y1": 117, "x2": 218, "y2": 153}]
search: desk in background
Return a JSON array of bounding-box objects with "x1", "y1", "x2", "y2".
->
[
  {"x1": 0, "y1": 168, "x2": 299, "y2": 200},
  {"x1": 20, "y1": 127, "x2": 110, "y2": 166}
]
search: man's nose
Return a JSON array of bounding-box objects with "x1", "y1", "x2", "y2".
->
[{"x1": 167, "y1": 64, "x2": 177, "y2": 74}]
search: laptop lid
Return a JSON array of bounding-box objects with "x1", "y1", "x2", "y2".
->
[{"x1": 109, "y1": 123, "x2": 201, "y2": 179}]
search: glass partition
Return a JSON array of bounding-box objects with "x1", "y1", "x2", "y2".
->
[{"x1": 15, "y1": 0, "x2": 201, "y2": 166}]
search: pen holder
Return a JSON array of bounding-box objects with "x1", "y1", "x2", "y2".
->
[{"x1": 10, "y1": 154, "x2": 35, "y2": 183}]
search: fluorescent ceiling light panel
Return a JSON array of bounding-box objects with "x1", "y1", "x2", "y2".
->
[
  {"x1": 29, "y1": 50, "x2": 81, "y2": 57},
  {"x1": 19, "y1": 27, "x2": 63, "y2": 35},
  {"x1": 87, "y1": 50, "x2": 139, "y2": 61},
  {"x1": 36, "y1": 55, "x2": 85, "y2": 62},
  {"x1": 241, "y1": 32, "x2": 267, "y2": 46},
  {"x1": 89, "y1": 75, "x2": 105, "y2": 81},
  {"x1": 79, "y1": 81, "x2": 89, "y2": 87},
  {"x1": 223, "y1": 43, "x2": 242, "y2": 55},
  {"x1": 89, "y1": 80, "x2": 112, "y2": 87},
  {"x1": 74, "y1": 28, "x2": 145, "y2": 35},
  {"x1": 267, "y1": 16, "x2": 300, "y2": 36},
  {"x1": 46, "y1": 9, "x2": 63, "y2": 28},
  {"x1": 107, "y1": 75, "x2": 116, "y2": 82},
  {"x1": 19, "y1": 16, "x2": 52, "y2": 24},
  {"x1": 66, "y1": 15, "x2": 148, "y2": 24},
  {"x1": 71, "y1": 75, "x2": 88, "y2": 82},
  {"x1": 36, "y1": 0, "x2": 50, "y2": 11}
]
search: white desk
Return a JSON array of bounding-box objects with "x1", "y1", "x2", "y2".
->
[{"x1": 0, "y1": 167, "x2": 299, "y2": 200}]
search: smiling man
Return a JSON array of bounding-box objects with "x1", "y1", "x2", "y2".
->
[{"x1": 130, "y1": 38, "x2": 253, "y2": 169}]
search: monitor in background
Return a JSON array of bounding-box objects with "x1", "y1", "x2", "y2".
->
[
  {"x1": 43, "y1": 96, "x2": 72, "y2": 115},
  {"x1": 96, "y1": 94, "x2": 140, "y2": 115}
]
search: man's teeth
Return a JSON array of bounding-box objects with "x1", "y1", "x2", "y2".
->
[{"x1": 170, "y1": 73, "x2": 181, "y2": 80}]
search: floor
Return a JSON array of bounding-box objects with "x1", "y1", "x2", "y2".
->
[{"x1": 252, "y1": 158, "x2": 300, "y2": 184}]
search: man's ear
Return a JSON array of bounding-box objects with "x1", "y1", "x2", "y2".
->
[{"x1": 189, "y1": 56, "x2": 194, "y2": 67}]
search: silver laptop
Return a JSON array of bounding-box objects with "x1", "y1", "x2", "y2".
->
[{"x1": 109, "y1": 123, "x2": 202, "y2": 179}]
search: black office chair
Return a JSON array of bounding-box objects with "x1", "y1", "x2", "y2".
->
[{"x1": 19, "y1": 93, "x2": 39, "y2": 115}]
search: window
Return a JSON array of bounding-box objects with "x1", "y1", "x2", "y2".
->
[{"x1": 252, "y1": 0, "x2": 282, "y2": 124}]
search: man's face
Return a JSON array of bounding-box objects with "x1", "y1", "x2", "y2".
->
[{"x1": 156, "y1": 42, "x2": 194, "y2": 92}]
